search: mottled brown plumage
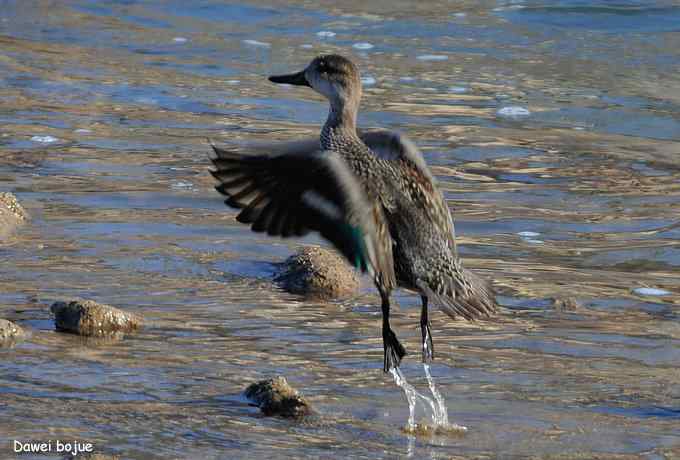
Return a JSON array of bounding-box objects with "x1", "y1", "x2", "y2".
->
[{"x1": 211, "y1": 54, "x2": 498, "y2": 372}]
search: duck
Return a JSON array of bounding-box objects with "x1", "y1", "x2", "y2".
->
[{"x1": 209, "y1": 54, "x2": 497, "y2": 373}]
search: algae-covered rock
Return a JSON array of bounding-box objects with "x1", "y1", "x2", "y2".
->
[
  {"x1": 244, "y1": 376, "x2": 312, "y2": 418},
  {"x1": 50, "y1": 300, "x2": 142, "y2": 337},
  {"x1": 275, "y1": 246, "x2": 360, "y2": 299},
  {"x1": 0, "y1": 318, "x2": 25, "y2": 345},
  {"x1": 0, "y1": 192, "x2": 28, "y2": 239}
]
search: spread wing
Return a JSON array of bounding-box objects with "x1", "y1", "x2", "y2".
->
[
  {"x1": 223, "y1": 131, "x2": 457, "y2": 254},
  {"x1": 209, "y1": 142, "x2": 395, "y2": 286}
]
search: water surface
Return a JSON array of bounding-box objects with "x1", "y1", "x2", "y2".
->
[{"x1": 1, "y1": 1, "x2": 679, "y2": 458}]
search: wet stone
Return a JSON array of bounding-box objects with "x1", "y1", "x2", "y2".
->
[
  {"x1": 551, "y1": 297, "x2": 581, "y2": 312},
  {"x1": 275, "y1": 246, "x2": 360, "y2": 299},
  {"x1": 0, "y1": 318, "x2": 25, "y2": 345},
  {"x1": 244, "y1": 376, "x2": 312, "y2": 418},
  {"x1": 50, "y1": 300, "x2": 142, "y2": 337},
  {"x1": 0, "y1": 192, "x2": 29, "y2": 239}
]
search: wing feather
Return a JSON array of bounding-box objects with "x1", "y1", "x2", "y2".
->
[{"x1": 209, "y1": 141, "x2": 395, "y2": 283}]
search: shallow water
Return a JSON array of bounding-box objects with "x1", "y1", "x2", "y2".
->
[{"x1": 1, "y1": 1, "x2": 679, "y2": 458}]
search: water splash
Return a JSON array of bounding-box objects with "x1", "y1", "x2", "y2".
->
[
  {"x1": 423, "y1": 363, "x2": 448, "y2": 426},
  {"x1": 389, "y1": 367, "x2": 441, "y2": 429},
  {"x1": 390, "y1": 367, "x2": 418, "y2": 430},
  {"x1": 390, "y1": 365, "x2": 468, "y2": 434}
]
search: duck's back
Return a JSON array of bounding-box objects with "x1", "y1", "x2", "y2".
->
[
  {"x1": 358, "y1": 132, "x2": 455, "y2": 287},
  {"x1": 357, "y1": 130, "x2": 498, "y2": 320}
]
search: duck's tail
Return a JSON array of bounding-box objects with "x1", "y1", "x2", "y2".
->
[{"x1": 416, "y1": 258, "x2": 497, "y2": 321}]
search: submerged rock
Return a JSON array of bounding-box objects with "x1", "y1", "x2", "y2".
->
[
  {"x1": 0, "y1": 192, "x2": 29, "y2": 239},
  {"x1": 244, "y1": 376, "x2": 312, "y2": 418},
  {"x1": 275, "y1": 246, "x2": 360, "y2": 299},
  {"x1": 50, "y1": 300, "x2": 142, "y2": 337},
  {"x1": 0, "y1": 318, "x2": 25, "y2": 345}
]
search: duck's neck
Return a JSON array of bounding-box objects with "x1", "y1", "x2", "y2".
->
[{"x1": 321, "y1": 99, "x2": 360, "y2": 151}]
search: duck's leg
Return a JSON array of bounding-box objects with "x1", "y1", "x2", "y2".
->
[
  {"x1": 420, "y1": 295, "x2": 434, "y2": 363},
  {"x1": 381, "y1": 289, "x2": 406, "y2": 372}
]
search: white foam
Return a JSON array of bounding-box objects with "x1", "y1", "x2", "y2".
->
[
  {"x1": 633, "y1": 287, "x2": 671, "y2": 296},
  {"x1": 400, "y1": 76, "x2": 415, "y2": 82},
  {"x1": 225, "y1": 80, "x2": 240, "y2": 85},
  {"x1": 448, "y1": 86, "x2": 467, "y2": 94},
  {"x1": 300, "y1": 44, "x2": 313, "y2": 49},
  {"x1": 361, "y1": 76, "x2": 376, "y2": 86},
  {"x1": 172, "y1": 37, "x2": 188, "y2": 43},
  {"x1": 242, "y1": 39, "x2": 270, "y2": 48},
  {"x1": 30, "y1": 135, "x2": 59, "y2": 144},
  {"x1": 524, "y1": 239, "x2": 544, "y2": 244},
  {"x1": 352, "y1": 42, "x2": 374, "y2": 50},
  {"x1": 135, "y1": 97, "x2": 157, "y2": 105},
  {"x1": 316, "y1": 31, "x2": 336, "y2": 38},
  {"x1": 518, "y1": 231, "x2": 540, "y2": 237},
  {"x1": 74, "y1": 129, "x2": 92, "y2": 134},
  {"x1": 497, "y1": 106, "x2": 531, "y2": 117},
  {"x1": 417, "y1": 54, "x2": 448, "y2": 61},
  {"x1": 171, "y1": 181, "x2": 195, "y2": 190},
  {"x1": 452, "y1": 12, "x2": 467, "y2": 18},
  {"x1": 492, "y1": 5, "x2": 525, "y2": 12}
]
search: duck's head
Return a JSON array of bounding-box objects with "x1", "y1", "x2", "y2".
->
[{"x1": 269, "y1": 54, "x2": 362, "y2": 107}]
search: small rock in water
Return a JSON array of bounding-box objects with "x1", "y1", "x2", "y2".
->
[
  {"x1": 0, "y1": 192, "x2": 29, "y2": 239},
  {"x1": 244, "y1": 376, "x2": 312, "y2": 417},
  {"x1": 633, "y1": 287, "x2": 671, "y2": 297},
  {"x1": 417, "y1": 54, "x2": 448, "y2": 61},
  {"x1": 497, "y1": 106, "x2": 531, "y2": 118},
  {"x1": 30, "y1": 135, "x2": 59, "y2": 144},
  {"x1": 172, "y1": 37, "x2": 188, "y2": 43},
  {"x1": 552, "y1": 297, "x2": 581, "y2": 311},
  {"x1": 0, "y1": 319, "x2": 25, "y2": 345},
  {"x1": 51, "y1": 300, "x2": 142, "y2": 337},
  {"x1": 0, "y1": 192, "x2": 28, "y2": 222},
  {"x1": 242, "y1": 39, "x2": 271, "y2": 48},
  {"x1": 275, "y1": 246, "x2": 360, "y2": 299},
  {"x1": 316, "y1": 30, "x2": 336, "y2": 38},
  {"x1": 361, "y1": 76, "x2": 376, "y2": 86},
  {"x1": 352, "y1": 42, "x2": 374, "y2": 50}
]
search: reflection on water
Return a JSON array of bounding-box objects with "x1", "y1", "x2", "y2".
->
[{"x1": 1, "y1": 0, "x2": 679, "y2": 458}]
